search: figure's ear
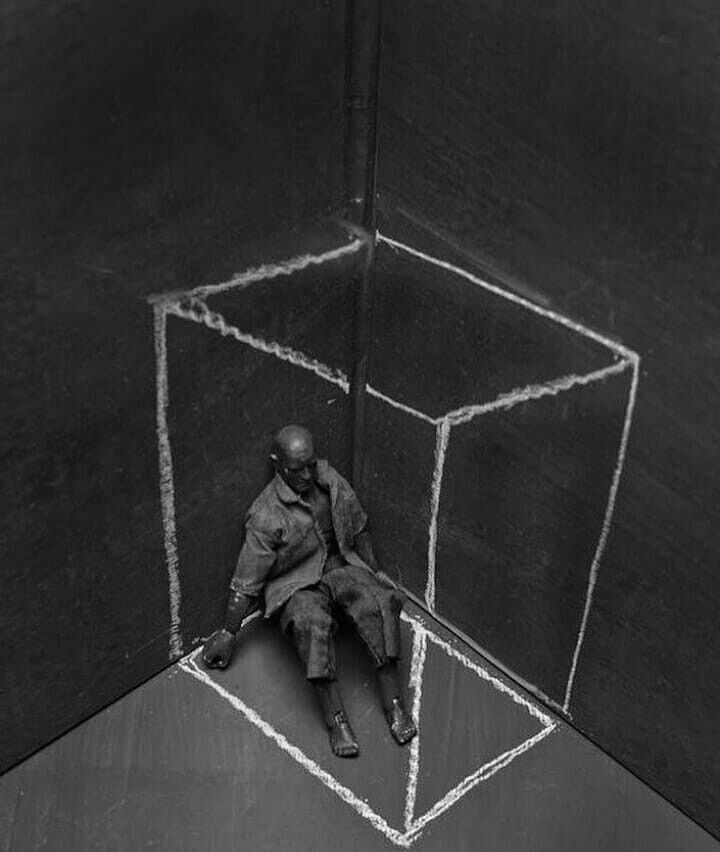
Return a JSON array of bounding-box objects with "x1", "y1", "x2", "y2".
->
[{"x1": 269, "y1": 452, "x2": 279, "y2": 465}]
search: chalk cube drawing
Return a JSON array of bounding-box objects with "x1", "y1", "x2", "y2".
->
[
  {"x1": 149, "y1": 234, "x2": 637, "y2": 840},
  {"x1": 368, "y1": 236, "x2": 639, "y2": 713}
]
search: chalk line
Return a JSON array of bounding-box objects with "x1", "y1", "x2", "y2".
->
[
  {"x1": 167, "y1": 299, "x2": 444, "y2": 425},
  {"x1": 563, "y1": 354, "x2": 641, "y2": 711},
  {"x1": 181, "y1": 610, "x2": 557, "y2": 845},
  {"x1": 152, "y1": 305, "x2": 183, "y2": 659},
  {"x1": 366, "y1": 383, "x2": 437, "y2": 425},
  {"x1": 425, "y1": 362, "x2": 632, "y2": 613},
  {"x1": 444, "y1": 359, "x2": 633, "y2": 425},
  {"x1": 167, "y1": 299, "x2": 350, "y2": 393},
  {"x1": 421, "y1": 622, "x2": 554, "y2": 726},
  {"x1": 425, "y1": 419, "x2": 451, "y2": 610},
  {"x1": 148, "y1": 242, "x2": 362, "y2": 663},
  {"x1": 404, "y1": 621, "x2": 428, "y2": 832},
  {"x1": 405, "y1": 723, "x2": 556, "y2": 840},
  {"x1": 378, "y1": 234, "x2": 636, "y2": 361},
  {"x1": 148, "y1": 239, "x2": 364, "y2": 304},
  {"x1": 398, "y1": 609, "x2": 555, "y2": 840},
  {"x1": 179, "y1": 653, "x2": 414, "y2": 848}
]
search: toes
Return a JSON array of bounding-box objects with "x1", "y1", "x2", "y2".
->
[
  {"x1": 333, "y1": 743, "x2": 360, "y2": 758},
  {"x1": 393, "y1": 722, "x2": 417, "y2": 745}
]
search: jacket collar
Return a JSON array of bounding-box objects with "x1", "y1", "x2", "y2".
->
[
  {"x1": 315, "y1": 459, "x2": 332, "y2": 488},
  {"x1": 273, "y1": 474, "x2": 299, "y2": 504},
  {"x1": 273, "y1": 459, "x2": 332, "y2": 505}
]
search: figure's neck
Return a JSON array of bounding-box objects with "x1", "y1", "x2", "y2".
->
[{"x1": 304, "y1": 480, "x2": 330, "y2": 507}]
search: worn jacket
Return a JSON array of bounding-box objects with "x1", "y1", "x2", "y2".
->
[{"x1": 230, "y1": 460, "x2": 371, "y2": 616}]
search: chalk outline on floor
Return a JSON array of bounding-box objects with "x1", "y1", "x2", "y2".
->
[
  {"x1": 178, "y1": 609, "x2": 556, "y2": 847},
  {"x1": 149, "y1": 231, "x2": 640, "y2": 717}
]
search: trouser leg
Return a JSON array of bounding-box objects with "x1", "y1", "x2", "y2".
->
[
  {"x1": 322, "y1": 565, "x2": 416, "y2": 745},
  {"x1": 279, "y1": 587, "x2": 337, "y2": 680},
  {"x1": 279, "y1": 587, "x2": 360, "y2": 757},
  {"x1": 322, "y1": 565, "x2": 405, "y2": 667}
]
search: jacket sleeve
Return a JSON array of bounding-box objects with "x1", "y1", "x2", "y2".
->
[
  {"x1": 230, "y1": 510, "x2": 280, "y2": 597},
  {"x1": 348, "y1": 488, "x2": 368, "y2": 538},
  {"x1": 334, "y1": 470, "x2": 368, "y2": 540}
]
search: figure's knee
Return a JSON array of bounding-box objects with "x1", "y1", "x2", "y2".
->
[
  {"x1": 338, "y1": 567, "x2": 404, "y2": 610},
  {"x1": 358, "y1": 583, "x2": 404, "y2": 622},
  {"x1": 385, "y1": 586, "x2": 405, "y2": 618},
  {"x1": 286, "y1": 593, "x2": 334, "y2": 638},
  {"x1": 282, "y1": 592, "x2": 337, "y2": 680},
  {"x1": 305, "y1": 609, "x2": 335, "y2": 642}
]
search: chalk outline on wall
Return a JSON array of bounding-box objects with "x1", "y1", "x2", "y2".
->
[
  {"x1": 178, "y1": 608, "x2": 556, "y2": 847},
  {"x1": 150, "y1": 232, "x2": 639, "y2": 716},
  {"x1": 150, "y1": 239, "x2": 363, "y2": 659},
  {"x1": 376, "y1": 235, "x2": 640, "y2": 713}
]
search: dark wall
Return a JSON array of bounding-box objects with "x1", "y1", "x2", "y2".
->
[
  {"x1": 367, "y1": 239, "x2": 634, "y2": 709},
  {"x1": 167, "y1": 262, "x2": 359, "y2": 648},
  {"x1": 375, "y1": 0, "x2": 720, "y2": 837},
  {"x1": 0, "y1": 0, "x2": 350, "y2": 770}
]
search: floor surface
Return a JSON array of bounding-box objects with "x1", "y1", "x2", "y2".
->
[{"x1": 0, "y1": 603, "x2": 717, "y2": 852}]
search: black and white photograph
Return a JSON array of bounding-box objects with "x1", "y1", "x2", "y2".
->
[{"x1": 1, "y1": 1, "x2": 719, "y2": 849}]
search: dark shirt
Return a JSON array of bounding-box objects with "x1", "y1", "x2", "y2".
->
[
  {"x1": 307, "y1": 484, "x2": 340, "y2": 561},
  {"x1": 230, "y1": 460, "x2": 371, "y2": 616}
]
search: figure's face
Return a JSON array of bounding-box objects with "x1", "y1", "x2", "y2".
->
[{"x1": 276, "y1": 439, "x2": 317, "y2": 495}]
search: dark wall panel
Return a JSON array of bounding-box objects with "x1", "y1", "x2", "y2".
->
[
  {"x1": 1, "y1": 0, "x2": 349, "y2": 771},
  {"x1": 362, "y1": 396, "x2": 436, "y2": 599},
  {"x1": 370, "y1": 243, "x2": 617, "y2": 421},
  {"x1": 366, "y1": 240, "x2": 631, "y2": 704},
  {"x1": 436, "y1": 371, "x2": 631, "y2": 705},
  {"x1": 165, "y1": 267, "x2": 356, "y2": 645},
  {"x1": 377, "y1": 0, "x2": 720, "y2": 836}
]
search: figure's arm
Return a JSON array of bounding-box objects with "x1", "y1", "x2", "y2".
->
[
  {"x1": 355, "y1": 529, "x2": 380, "y2": 573},
  {"x1": 338, "y1": 473, "x2": 401, "y2": 590},
  {"x1": 202, "y1": 588, "x2": 258, "y2": 669},
  {"x1": 334, "y1": 471, "x2": 401, "y2": 591},
  {"x1": 355, "y1": 527, "x2": 402, "y2": 591},
  {"x1": 202, "y1": 515, "x2": 278, "y2": 669}
]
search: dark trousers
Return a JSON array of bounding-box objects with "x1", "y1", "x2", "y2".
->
[{"x1": 278, "y1": 564, "x2": 404, "y2": 680}]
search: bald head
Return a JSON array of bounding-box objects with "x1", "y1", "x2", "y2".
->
[
  {"x1": 272, "y1": 425, "x2": 314, "y2": 460},
  {"x1": 271, "y1": 425, "x2": 317, "y2": 494}
]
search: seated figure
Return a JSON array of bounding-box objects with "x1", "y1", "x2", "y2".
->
[{"x1": 203, "y1": 424, "x2": 417, "y2": 757}]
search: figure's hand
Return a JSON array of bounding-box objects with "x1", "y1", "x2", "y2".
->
[{"x1": 202, "y1": 628, "x2": 236, "y2": 669}]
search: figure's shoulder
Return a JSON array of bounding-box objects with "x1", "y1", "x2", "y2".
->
[
  {"x1": 245, "y1": 478, "x2": 283, "y2": 526},
  {"x1": 320, "y1": 461, "x2": 357, "y2": 499},
  {"x1": 320, "y1": 461, "x2": 367, "y2": 533}
]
